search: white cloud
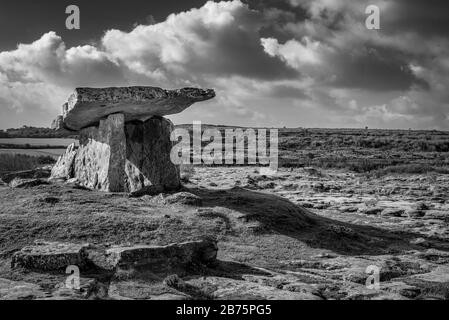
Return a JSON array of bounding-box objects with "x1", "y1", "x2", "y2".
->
[
  {"x1": 0, "y1": 0, "x2": 448, "y2": 129},
  {"x1": 0, "y1": 32, "x2": 125, "y2": 88}
]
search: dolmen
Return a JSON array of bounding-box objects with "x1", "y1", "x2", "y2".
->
[{"x1": 50, "y1": 86, "x2": 215, "y2": 194}]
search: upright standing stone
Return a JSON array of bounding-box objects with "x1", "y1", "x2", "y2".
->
[
  {"x1": 52, "y1": 114, "x2": 181, "y2": 193},
  {"x1": 125, "y1": 117, "x2": 180, "y2": 194},
  {"x1": 51, "y1": 143, "x2": 78, "y2": 179},
  {"x1": 75, "y1": 113, "x2": 126, "y2": 192}
]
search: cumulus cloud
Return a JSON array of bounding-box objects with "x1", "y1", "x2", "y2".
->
[
  {"x1": 102, "y1": 0, "x2": 295, "y2": 85},
  {"x1": 0, "y1": 32, "x2": 125, "y2": 87},
  {"x1": 0, "y1": 0, "x2": 448, "y2": 129},
  {"x1": 0, "y1": 31, "x2": 128, "y2": 128}
]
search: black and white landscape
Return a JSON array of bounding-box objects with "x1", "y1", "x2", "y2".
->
[{"x1": 0, "y1": 0, "x2": 449, "y2": 301}]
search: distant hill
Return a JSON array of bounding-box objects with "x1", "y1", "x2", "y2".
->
[{"x1": 1, "y1": 126, "x2": 77, "y2": 139}]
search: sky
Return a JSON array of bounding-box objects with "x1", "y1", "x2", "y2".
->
[{"x1": 0, "y1": 0, "x2": 448, "y2": 130}]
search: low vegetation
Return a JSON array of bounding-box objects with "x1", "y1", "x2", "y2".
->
[
  {"x1": 1, "y1": 126, "x2": 449, "y2": 176},
  {"x1": 0, "y1": 154, "x2": 55, "y2": 175},
  {"x1": 1, "y1": 126, "x2": 77, "y2": 138},
  {"x1": 175, "y1": 126, "x2": 449, "y2": 174}
]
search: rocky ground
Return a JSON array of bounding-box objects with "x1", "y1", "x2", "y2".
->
[{"x1": 0, "y1": 166, "x2": 449, "y2": 300}]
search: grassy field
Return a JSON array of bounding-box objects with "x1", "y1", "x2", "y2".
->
[
  {"x1": 1, "y1": 128, "x2": 449, "y2": 300},
  {"x1": 0, "y1": 154, "x2": 55, "y2": 175},
  {"x1": 1, "y1": 127, "x2": 449, "y2": 177},
  {"x1": 175, "y1": 126, "x2": 449, "y2": 175}
]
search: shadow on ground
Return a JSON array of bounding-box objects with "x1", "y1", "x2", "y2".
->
[{"x1": 185, "y1": 186, "x2": 449, "y2": 256}]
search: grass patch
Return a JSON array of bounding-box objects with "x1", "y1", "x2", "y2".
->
[
  {"x1": 369, "y1": 164, "x2": 449, "y2": 177},
  {"x1": 0, "y1": 154, "x2": 55, "y2": 175}
]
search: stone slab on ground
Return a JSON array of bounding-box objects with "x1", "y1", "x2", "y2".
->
[
  {"x1": 0, "y1": 278, "x2": 49, "y2": 300},
  {"x1": 185, "y1": 276, "x2": 322, "y2": 300},
  {"x1": 11, "y1": 241, "x2": 91, "y2": 271},
  {"x1": 88, "y1": 240, "x2": 218, "y2": 271}
]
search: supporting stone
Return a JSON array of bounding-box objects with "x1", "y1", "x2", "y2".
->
[
  {"x1": 50, "y1": 86, "x2": 215, "y2": 194},
  {"x1": 50, "y1": 143, "x2": 78, "y2": 180},
  {"x1": 75, "y1": 113, "x2": 127, "y2": 192},
  {"x1": 124, "y1": 117, "x2": 180, "y2": 194},
  {"x1": 51, "y1": 114, "x2": 180, "y2": 193}
]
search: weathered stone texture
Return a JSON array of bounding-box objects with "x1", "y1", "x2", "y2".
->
[
  {"x1": 51, "y1": 143, "x2": 78, "y2": 180},
  {"x1": 74, "y1": 113, "x2": 126, "y2": 192},
  {"x1": 11, "y1": 241, "x2": 91, "y2": 271},
  {"x1": 49, "y1": 85, "x2": 214, "y2": 193},
  {"x1": 51, "y1": 115, "x2": 64, "y2": 130},
  {"x1": 60, "y1": 86, "x2": 215, "y2": 131},
  {"x1": 124, "y1": 117, "x2": 180, "y2": 194},
  {"x1": 88, "y1": 239, "x2": 218, "y2": 271},
  {"x1": 51, "y1": 114, "x2": 180, "y2": 193}
]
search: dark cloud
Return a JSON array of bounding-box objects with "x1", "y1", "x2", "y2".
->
[
  {"x1": 0, "y1": 0, "x2": 448, "y2": 129},
  {"x1": 332, "y1": 46, "x2": 430, "y2": 91},
  {"x1": 269, "y1": 84, "x2": 310, "y2": 99},
  {"x1": 383, "y1": 0, "x2": 449, "y2": 37}
]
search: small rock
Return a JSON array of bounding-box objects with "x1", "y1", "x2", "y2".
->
[
  {"x1": 339, "y1": 206, "x2": 359, "y2": 213},
  {"x1": 163, "y1": 274, "x2": 186, "y2": 289},
  {"x1": 66, "y1": 178, "x2": 80, "y2": 184},
  {"x1": 361, "y1": 207, "x2": 384, "y2": 215},
  {"x1": 9, "y1": 178, "x2": 48, "y2": 188},
  {"x1": 313, "y1": 183, "x2": 330, "y2": 192},
  {"x1": 313, "y1": 203, "x2": 330, "y2": 210},
  {"x1": 415, "y1": 202, "x2": 430, "y2": 211},
  {"x1": 300, "y1": 202, "x2": 315, "y2": 209},
  {"x1": 258, "y1": 181, "x2": 276, "y2": 189},
  {"x1": 410, "y1": 238, "x2": 430, "y2": 247},
  {"x1": 164, "y1": 192, "x2": 203, "y2": 206},
  {"x1": 406, "y1": 210, "x2": 426, "y2": 218},
  {"x1": 381, "y1": 208, "x2": 405, "y2": 217}
]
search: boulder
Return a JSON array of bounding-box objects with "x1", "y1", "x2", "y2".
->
[
  {"x1": 59, "y1": 86, "x2": 215, "y2": 131},
  {"x1": 124, "y1": 117, "x2": 180, "y2": 194},
  {"x1": 51, "y1": 115, "x2": 64, "y2": 130},
  {"x1": 74, "y1": 113, "x2": 127, "y2": 191},
  {"x1": 88, "y1": 239, "x2": 218, "y2": 271},
  {"x1": 50, "y1": 143, "x2": 78, "y2": 180},
  {"x1": 11, "y1": 241, "x2": 91, "y2": 271}
]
